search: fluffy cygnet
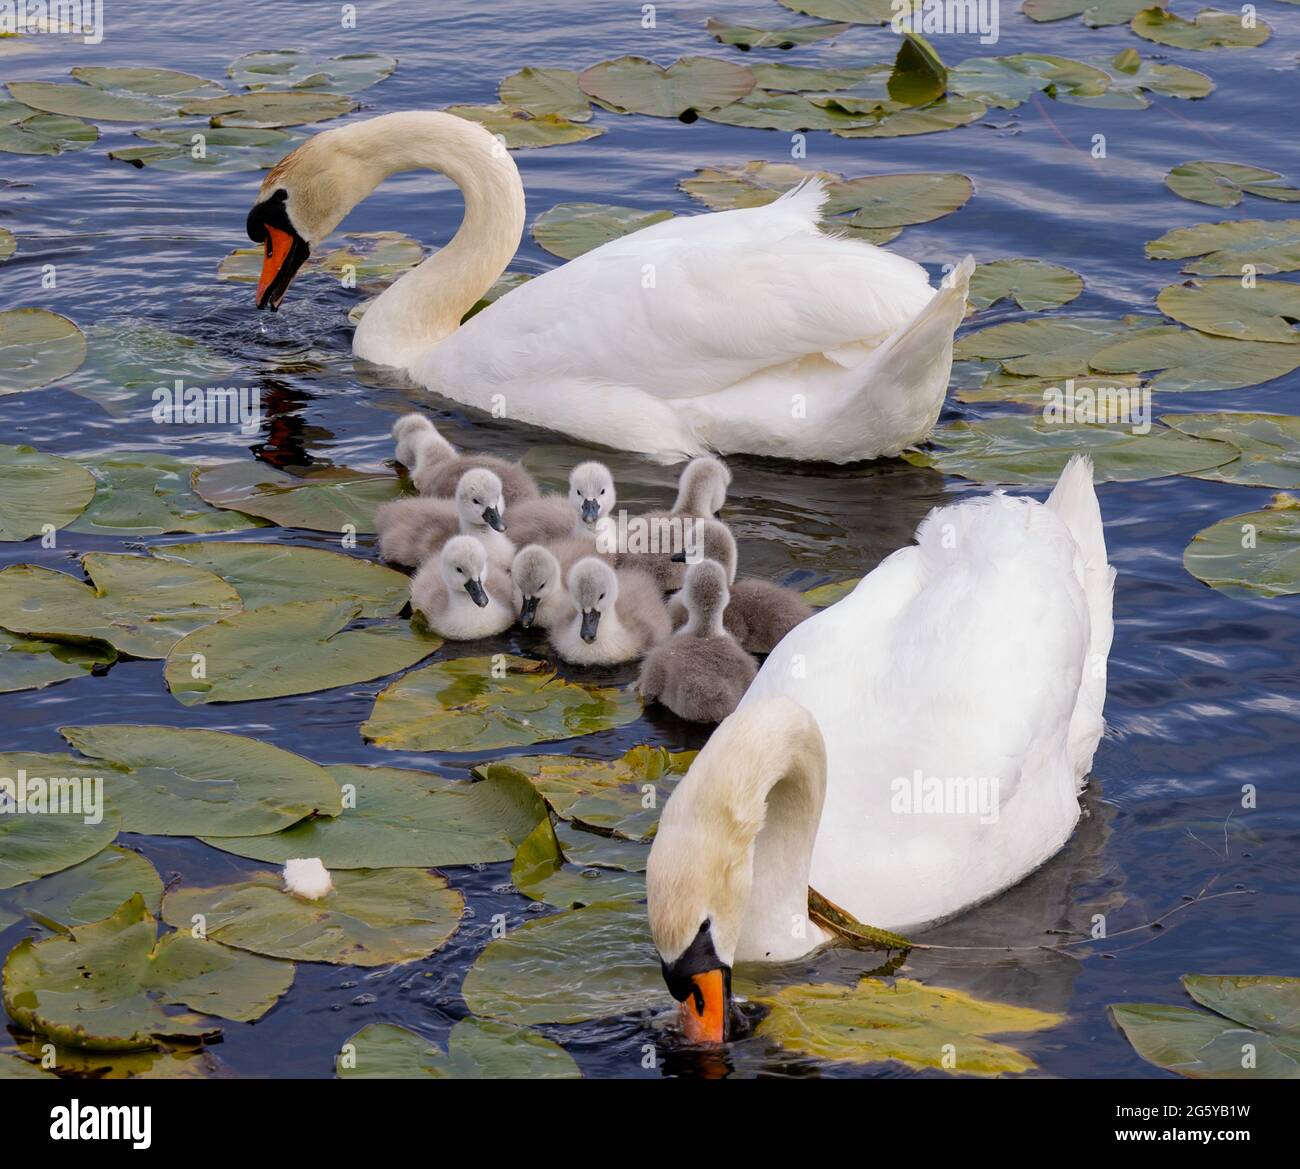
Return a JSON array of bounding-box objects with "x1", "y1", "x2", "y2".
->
[
  {"x1": 375, "y1": 467, "x2": 513, "y2": 569},
  {"x1": 394, "y1": 414, "x2": 540, "y2": 507},
  {"x1": 410, "y1": 535, "x2": 514, "y2": 639},
  {"x1": 511, "y1": 544, "x2": 576, "y2": 632},
  {"x1": 551, "y1": 557, "x2": 670, "y2": 666}
]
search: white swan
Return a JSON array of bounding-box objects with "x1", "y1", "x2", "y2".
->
[
  {"x1": 245, "y1": 111, "x2": 973, "y2": 463},
  {"x1": 647, "y1": 455, "x2": 1114, "y2": 1042}
]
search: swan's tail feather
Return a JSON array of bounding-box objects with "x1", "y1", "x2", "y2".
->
[
  {"x1": 774, "y1": 176, "x2": 830, "y2": 222},
  {"x1": 1046, "y1": 454, "x2": 1114, "y2": 785},
  {"x1": 822, "y1": 255, "x2": 973, "y2": 461}
]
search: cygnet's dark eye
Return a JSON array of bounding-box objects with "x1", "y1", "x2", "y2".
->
[
  {"x1": 456, "y1": 567, "x2": 464, "y2": 574},
  {"x1": 599, "y1": 488, "x2": 606, "y2": 495},
  {"x1": 599, "y1": 593, "x2": 606, "y2": 602},
  {"x1": 538, "y1": 582, "x2": 545, "y2": 591},
  {"x1": 472, "y1": 498, "x2": 481, "y2": 506}
]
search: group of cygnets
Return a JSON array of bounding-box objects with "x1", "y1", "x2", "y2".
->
[{"x1": 374, "y1": 414, "x2": 815, "y2": 723}]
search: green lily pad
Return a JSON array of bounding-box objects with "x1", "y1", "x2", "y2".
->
[
  {"x1": 150, "y1": 541, "x2": 408, "y2": 615},
  {"x1": 1131, "y1": 7, "x2": 1271, "y2": 51},
  {"x1": 192, "y1": 461, "x2": 405, "y2": 534},
  {"x1": 1147, "y1": 218, "x2": 1300, "y2": 276},
  {"x1": 0, "y1": 553, "x2": 242, "y2": 659},
  {"x1": 1090, "y1": 326, "x2": 1300, "y2": 392},
  {"x1": 948, "y1": 57, "x2": 1049, "y2": 109},
  {"x1": 57, "y1": 724, "x2": 341, "y2": 837},
  {"x1": 1161, "y1": 413, "x2": 1300, "y2": 488},
  {"x1": 1183, "y1": 493, "x2": 1300, "y2": 597},
  {"x1": 161, "y1": 868, "x2": 463, "y2": 967},
  {"x1": 228, "y1": 49, "x2": 396, "y2": 94},
  {"x1": 957, "y1": 369, "x2": 1147, "y2": 405},
  {"x1": 1112, "y1": 975, "x2": 1300, "y2": 1077},
  {"x1": 954, "y1": 315, "x2": 1165, "y2": 378},
  {"x1": 755, "y1": 978, "x2": 1062, "y2": 1075},
  {"x1": 578, "y1": 56, "x2": 755, "y2": 118},
  {"x1": 554, "y1": 820, "x2": 650, "y2": 871},
  {"x1": 888, "y1": 33, "x2": 947, "y2": 107},
  {"x1": 1023, "y1": 0, "x2": 1156, "y2": 25},
  {"x1": 1156, "y1": 278, "x2": 1300, "y2": 344},
  {"x1": 0, "y1": 444, "x2": 95, "y2": 541},
  {"x1": 679, "y1": 160, "x2": 837, "y2": 210},
  {"x1": 905, "y1": 417, "x2": 1239, "y2": 485},
  {"x1": 441, "y1": 104, "x2": 602, "y2": 148},
  {"x1": 180, "y1": 90, "x2": 357, "y2": 128},
  {"x1": 1165, "y1": 161, "x2": 1300, "y2": 208},
  {"x1": 3, "y1": 1036, "x2": 224, "y2": 1079},
  {"x1": 532, "y1": 202, "x2": 674, "y2": 260},
  {"x1": 362, "y1": 655, "x2": 642, "y2": 753},
  {"x1": 511, "y1": 817, "x2": 646, "y2": 908},
  {"x1": 8, "y1": 68, "x2": 225, "y2": 121},
  {"x1": 219, "y1": 230, "x2": 424, "y2": 292},
  {"x1": 706, "y1": 18, "x2": 850, "y2": 49},
  {"x1": 0, "y1": 100, "x2": 97, "y2": 155},
  {"x1": 462, "y1": 900, "x2": 662, "y2": 1025},
  {"x1": 108, "y1": 126, "x2": 300, "y2": 172},
  {"x1": 165, "y1": 600, "x2": 440, "y2": 706},
  {"x1": 969, "y1": 260, "x2": 1084, "y2": 312},
  {"x1": 498, "y1": 67, "x2": 591, "y2": 121},
  {"x1": 0, "y1": 228, "x2": 14, "y2": 261},
  {"x1": 2, "y1": 894, "x2": 293, "y2": 1051},
  {"x1": 0, "y1": 846, "x2": 161, "y2": 929},
  {"x1": 700, "y1": 88, "x2": 879, "y2": 131},
  {"x1": 0, "y1": 1050, "x2": 53, "y2": 1078},
  {"x1": 834, "y1": 172, "x2": 974, "y2": 228},
  {"x1": 338, "y1": 1018, "x2": 580, "y2": 1079},
  {"x1": 70, "y1": 453, "x2": 264, "y2": 536},
  {"x1": 0, "y1": 308, "x2": 86, "y2": 394},
  {"x1": 0, "y1": 789, "x2": 119, "y2": 891},
  {"x1": 0, "y1": 630, "x2": 115, "y2": 694},
  {"x1": 832, "y1": 95, "x2": 987, "y2": 139},
  {"x1": 776, "y1": 0, "x2": 895, "y2": 22},
  {"x1": 1064, "y1": 48, "x2": 1215, "y2": 109},
  {"x1": 802, "y1": 577, "x2": 862, "y2": 607},
  {"x1": 749, "y1": 63, "x2": 871, "y2": 92},
  {"x1": 201, "y1": 762, "x2": 548, "y2": 869},
  {"x1": 475, "y1": 744, "x2": 695, "y2": 840}
]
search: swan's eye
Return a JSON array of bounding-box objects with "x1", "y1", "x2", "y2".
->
[
  {"x1": 472, "y1": 498, "x2": 481, "y2": 506},
  {"x1": 538, "y1": 583, "x2": 545, "y2": 591},
  {"x1": 599, "y1": 593, "x2": 606, "y2": 602},
  {"x1": 599, "y1": 488, "x2": 606, "y2": 496},
  {"x1": 456, "y1": 567, "x2": 464, "y2": 574}
]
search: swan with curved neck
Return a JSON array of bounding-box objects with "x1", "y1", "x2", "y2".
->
[{"x1": 244, "y1": 111, "x2": 974, "y2": 463}]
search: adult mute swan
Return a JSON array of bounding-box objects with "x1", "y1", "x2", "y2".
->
[
  {"x1": 647, "y1": 455, "x2": 1114, "y2": 1042},
  {"x1": 244, "y1": 111, "x2": 973, "y2": 463}
]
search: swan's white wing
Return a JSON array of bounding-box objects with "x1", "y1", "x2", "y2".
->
[
  {"x1": 431, "y1": 187, "x2": 935, "y2": 402},
  {"x1": 741, "y1": 492, "x2": 1090, "y2": 930}
]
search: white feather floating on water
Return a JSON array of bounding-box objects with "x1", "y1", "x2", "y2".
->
[{"x1": 283, "y1": 858, "x2": 333, "y2": 900}]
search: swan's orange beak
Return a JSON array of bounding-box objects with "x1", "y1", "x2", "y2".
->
[
  {"x1": 679, "y1": 969, "x2": 728, "y2": 1044},
  {"x1": 255, "y1": 224, "x2": 309, "y2": 312}
]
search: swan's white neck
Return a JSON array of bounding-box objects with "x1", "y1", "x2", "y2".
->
[{"x1": 322, "y1": 112, "x2": 524, "y2": 371}]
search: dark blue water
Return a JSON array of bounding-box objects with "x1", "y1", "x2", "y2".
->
[{"x1": 2, "y1": 0, "x2": 1298, "y2": 1078}]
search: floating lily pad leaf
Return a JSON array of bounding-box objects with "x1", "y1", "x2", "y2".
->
[
  {"x1": 161, "y1": 868, "x2": 463, "y2": 967},
  {"x1": 0, "y1": 630, "x2": 115, "y2": 694},
  {"x1": 462, "y1": 900, "x2": 662, "y2": 1025},
  {"x1": 1147, "y1": 218, "x2": 1300, "y2": 277},
  {"x1": 1112, "y1": 975, "x2": 1300, "y2": 1077},
  {"x1": 3, "y1": 894, "x2": 293, "y2": 1050},
  {"x1": 706, "y1": 17, "x2": 850, "y2": 49},
  {"x1": 554, "y1": 820, "x2": 650, "y2": 872},
  {"x1": 802, "y1": 577, "x2": 862, "y2": 607},
  {"x1": 1023, "y1": 0, "x2": 1156, "y2": 24},
  {"x1": 0, "y1": 554, "x2": 242, "y2": 659},
  {"x1": 229, "y1": 49, "x2": 396, "y2": 94},
  {"x1": 193, "y1": 461, "x2": 405, "y2": 534},
  {"x1": 954, "y1": 315, "x2": 1164, "y2": 378},
  {"x1": 0, "y1": 783, "x2": 119, "y2": 891},
  {"x1": 69, "y1": 453, "x2": 262, "y2": 537},
  {"x1": 0, "y1": 100, "x2": 97, "y2": 155},
  {"x1": 498, "y1": 67, "x2": 590, "y2": 121},
  {"x1": 832, "y1": 95, "x2": 986, "y2": 138},
  {"x1": 749, "y1": 62, "x2": 870, "y2": 92},
  {"x1": 0, "y1": 846, "x2": 162, "y2": 929},
  {"x1": 4, "y1": 1034, "x2": 224, "y2": 1078},
  {"x1": 475, "y1": 744, "x2": 696, "y2": 840},
  {"x1": 338, "y1": 1018, "x2": 580, "y2": 1079},
  {"x1": 151, "y1": 541, "x2": 408, "y2": 616},
  {"x1": 701, "y1": 88, "x2": 877, "y2": 131},
  {"x1": 1057, "y1": 49, "x2": 1214, "y2": 109},
  {"x1": 8, "y1": 68, "x2": 224, "y2": 122},
  {"x1": 1183, "y1": 493, "x2": 1300, "y2": 597},
  {"x1": 58, "y1": 724, "x2": 341, "y2": 837},
  {"x1": 957, "y1": 369, "x2": 1146, "y2": 405},
  {"x1": 1162, "y1": 413, "x2": 1300, "y2": 488},
  {"x1": 219, "y1": 230, "x2": 423, "y2": 294},
  {"x1": 0, "y1": 445, "x2": 94, "y2": 541},
  {"x1": 532, "y1": 202, "x2": 674, "y2": 260},
  {"x1": 201, "y1": 763, "x2": 548, "y2": 869},
  {"x1": 776, "y1": 0, "x2": 895, "y2": 22},
  {"x1": 1091, "y1": 327, "x2": 1300, "y2": 392},
  {"x1": 1166, "y1": 161, "x2": 1300, "y2": 208},
  {"x1": 835, "y1": 172, "x2": 972, "y2": 227},
  {"x1": 0, "y1": 228, "x2": 13, "y2": 260},
  {"x1": 969, "y1": 260, "x2": 1084, "y2": 312},
  {"x1": 578, "y1": 56, "x2": 755, "y2": 119},
  {"x1": 0, "y1": 308, "x2": 86, "y2": 394},
  {"x1": 888, "y1": 34, "x2": 947, "y2": 107},
  {"x1": 949, "y1": 58, "x2": 1047, "y2": 109},
  {"x1": 512, "y1": 819, "x2": 646, "y2": 908},
  {"x1": 1132, "y1": 6, "x2": 1270, "y2": 51},
  {"x1": 441, "y1": 103, "x2": 602, "y2": 148},
  {"x1": 679, "y1": 160, "x2": 837, "y2": 210},
  {"x1": 364, "y1": 655, "x2": 642, "y2": 753},
  {"x1": 180, "y1": 91, "x2": 357, "y2": 128},
  {"x1": 756, "y1": 979, "x2": 1062, "y2": 1075},
  {"x1": 905, "y1": 417, "x2": 1239, "y2": 485},
  {"x1": 109, "y1": 126, "x2": 300, "y2": 172},
  {"x1": 1156, "y1": 278, "x2": 1300, "y2": 344},
  {"x1": 0, "y1": 1051, "x2": 53, "y2": 1078},
  {"x1": 165, "y1": 600, "x2": 440, "y2": 706}
]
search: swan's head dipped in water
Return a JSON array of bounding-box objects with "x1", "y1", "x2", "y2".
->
[
  {"x1": 568, "y1": 557, "x2": 618, "y2": 643},
  {"x1": 455, "y1": 467, "x2": 506, "y2": 534},
  {"x1": 569, "y1": 461, "x2": 615, "y2": 527},
  {"x1": 647, "y1": 698, "x2": 828, "y2": 1043}
]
